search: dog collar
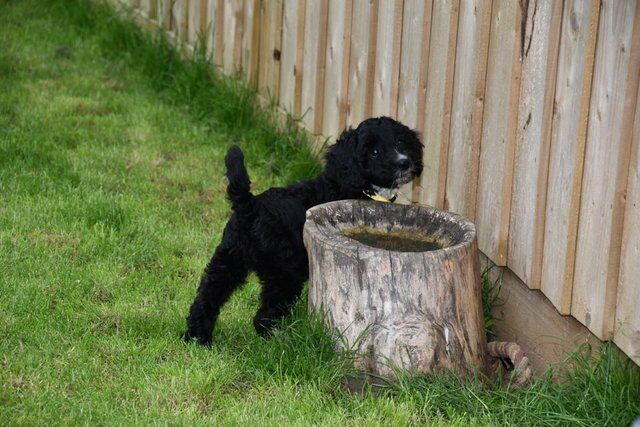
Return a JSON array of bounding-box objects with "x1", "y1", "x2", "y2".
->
[{"x1": 363, "y1": 188, "x2": 397, "y2": 203}]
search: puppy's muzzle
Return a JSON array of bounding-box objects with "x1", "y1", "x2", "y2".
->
[
  {"x1": 397, "y1": 158, "x2": 412, "y2": 172},
  {"x1": 394, "y1": 159, "x2": 416, "y2": 185}
]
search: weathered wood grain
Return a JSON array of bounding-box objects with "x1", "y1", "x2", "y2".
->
[
  {"x1": 475, "y1": 0, "x2": 522, "y2": 265},
  {"x1": 171, "y1": 0, "x2": 189, "y2": 42},
  {"x1": 187, "y1": 0, "x2": 201, "y2": 45},
  {"x1": 300, "y1": 0, "x2": 329, "y2": 132},
  {"x1": 483, "y1": 253, "x2": 602, "y2": 375},
  {"x1": 508, "y1": 0, "x2": 562, "y2": 288},
  {"x1": 411, "y1": 1, "x2": 433, "y2": 203},
  {"x1": 139, "y1": 0, "x2": 153, "y2": 18},
  {"x1": 312, "y1": 0, "x2": 330, "y2": 134},
  {"x1": 397, "y1": 0, "x2": 428, "y2": 130},
  {"x1": 304, "y1": 200, "x2": 487, "y2": 379},
  {"x1": 419, "y1": 0, "x2": 459, "y2": 209},
  {"x1": 541, "y1": 0, "x2": 601, "y2": 314},
  {"x1": 572, "y1": 0, "x2": 640, "y2": 339},
  {"x1": 444, "y1": 0, "x2": 492, "y2": 220},
  {"x1": 205, "y1": 0, "x2": 222, "y2": 66},
  {"x1": 346, "y1": 0, "x2": 378, "y2": 128},
  {"x1": 292, "y1": 0, "x2": 306, "y2": 117},
  {"x1": 222, "y1": 0, "x2": 243, "y2": 74},
  {"x1": 159, "y1": 0, "x2": 172, "y2": 29},
  {"x1": 615, "y1": 81, "x2": 640, "y2": 364},
  {"x1": 398, "y1": 0, "x2": 432, "y2": 204},
  {"x1": 279, "y1": 0, "x2": 300, "y2": 113},
  {"x1": 322, "y1": 0, "x2": 353, "y2": 140},
  {"x1": 242, "y1": 0, "x2": 260, "y2": 85},
  {"x1": 214, "y1": 0, "x2": 225, "y2": 65},
  {"x1": 151, "y1": 0, "x2": 160, "y2": 19},
  {"x1": 199, "y1": 0, "x2": 208, "y2": 40},
  {"x1": 371, "y1": 0, "x2": 403, "y2": 118},
  {"x1": 257, "y1": 0, "x2": 284, "y2": 102}
]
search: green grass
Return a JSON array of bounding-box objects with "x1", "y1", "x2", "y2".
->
[{"x1": 1, "y1": 0, "x2": 639, "y2": 424}]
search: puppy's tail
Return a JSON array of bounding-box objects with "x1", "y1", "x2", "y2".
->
[{"x1": 225, "y1": 145, "x2": 254, "y2": 219}]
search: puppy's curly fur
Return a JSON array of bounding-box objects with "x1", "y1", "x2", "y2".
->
[{"x1": 184, "y1": 116, "x2": 423, "y2": 345}]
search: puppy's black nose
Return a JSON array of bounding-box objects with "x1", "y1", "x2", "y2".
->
[{"x1": 398, "y1": 159, "x2": 411, "y2": 171}]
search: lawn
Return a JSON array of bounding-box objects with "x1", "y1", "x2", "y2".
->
[{"x1": 1, "y1": 0, "x2": 638, "y2": 425}]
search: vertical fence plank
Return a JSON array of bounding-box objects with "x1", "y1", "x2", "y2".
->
[
  {"x1": 160, "y1": 0, "x2": 171, "y2": 29},
  {"x1": 140, "y1": 0, "x2": 152, "y2": 18},
  {"x1": 337, "y1": 1, "x2": 353, "y2": 134},
  {"x1": 410, "y1": 0, "x2": 432, "y2": 136},
  {"x1": 572, "y1": 0, "x2": 640, "y2": 339},
  {"x1": 292, "y1": 0, "x2": 306, "y2": 117},
  {"x1": 232, "y1": 0, "x2": 243, "y2": 68},
  {"x1": 183, "y1": 0, "x2": 191, "y2": 42},
  {"x1": 313, "y1": 0, "x2": 330, "y2": 134},
  {"x1": 300, "y1": 0, "x2": 329, "y2": 133},
  {"x1": 187, "y1": 0, "x2": 201, "y2": 45},
  {"x1": 172, "y1": 0, "x2": 190, "y2": 42},
  {"x1": 222, "y1": 0, "x2": 244, "y2": 74},
  {"x1": 418, "y1": 0, "x2": 459, "y2": 208},
  {"x1": 241, "y1": 0, "x2": 259, "y2": 85},
  {"x1": 222, "y1": 0, "x2": 236, "y2": 71},
  {"x1": 279, "y1": 0, "x2": 300, "y2": 112},
  {"x1": 615, "y1": 82, "x2": 640, "y2": 362},
  {"x1": 540, "y1": 0, "x2": 600, "y2": 314},
  {"x1": 508, "y1": 0, "x2": 562, "y2": 287},
  {"x1": 396, "y1": 0, "x2": 426, "y2": 130},
  {"x1": 321, "y1": 0, "x2": 353, "y2": 140},
  {"x1": 152, "y1": 0, "x2": 159, "y2": 21},
  {"x1": 371, "y1": 0, "x2": 403, "y2": 118},
  {"x1": 206, "y1": 0, "x2": 221, "y2": 65},
  {"x1": 410, "y1": 1, "x2": 433, "y2": 203},
  {"x1": 150, "y1": 0, "x2": 157, "y2": 17},
  {"x1": 200, "y1": 0, "x2": 209, "y2": 40},
  {"x1": 214, "y1": 0, "x2": 225, "y2": 65},
  {"x1": 475, "y1": 0, "x2": 522, "y2": 265},
  {"x1": 397, "y1": 0, "x2": 429, "y2": 131},
  {"x1": 300, "y1": 0, "x2": 322, "y2": 130},
  {"x1": 346, "y1": 0, "x2": 378, "y2": 128},
  {"x1": 241, "y1": 0, "x2": 253, "y2": 74},
  {"x1": 258, "y1": 0, "x2": 284, "y2": 101},
  {"x1": 444, "y1": 0, "x2": 492, "y2": 220}
]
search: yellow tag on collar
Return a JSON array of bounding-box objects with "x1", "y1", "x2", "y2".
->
[{"x1": 363, "y1": 189, "x2": 397, "y2": 203}]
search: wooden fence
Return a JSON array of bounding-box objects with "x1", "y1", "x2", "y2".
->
[{"x1": 123, "y1": 0, "x2": 640, "y2": 363}]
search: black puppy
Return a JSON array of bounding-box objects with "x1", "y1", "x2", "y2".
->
[{"x1": 184, "y1": 116, "x2": 423, "y2": 345}]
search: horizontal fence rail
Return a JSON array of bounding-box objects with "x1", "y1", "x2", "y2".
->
[{"x1": 121, "y1": 0, "x2": 640, "y2": 362}]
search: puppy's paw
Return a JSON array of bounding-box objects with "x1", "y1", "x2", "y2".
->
[
  {"x1": 182, "y1": 329, "x2": 212, "y2": 347},
  {"x1": 253, "y1": 316, "x2": 278, "y2": 338}
]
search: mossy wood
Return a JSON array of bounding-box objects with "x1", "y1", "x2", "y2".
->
[{"x1": 303, "y1": 200, "x2": 488, "y2": 379}]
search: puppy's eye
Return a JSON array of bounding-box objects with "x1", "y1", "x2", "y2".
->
[{"x1": 371, "y1": 148, "x2": 380, "y2": 157}]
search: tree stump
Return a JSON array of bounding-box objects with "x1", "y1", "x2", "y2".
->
[{"x1": 303, "y1": 200, "x2": 488, "y2": 379}]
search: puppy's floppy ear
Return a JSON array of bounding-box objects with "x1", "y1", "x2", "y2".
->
[
  {"x1": 400, "y1": 126, "x2": 424, "y2": 178},
  {"x1": 324, "y1": 128, "x2": 368, "y2": 192},
  {"x1": 411, "y1": 129, "x2": 424, "y2": 178}
]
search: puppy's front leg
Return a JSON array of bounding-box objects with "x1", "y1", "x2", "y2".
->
[{"x1": 253, "y1": 271, "x2": 304, "y2": 336}]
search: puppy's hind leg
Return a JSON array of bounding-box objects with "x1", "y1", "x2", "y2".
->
[
  {"x1": 253, "y1": 271, "x2": 304, "y2": 337},
  {"x1": 184, "y1": 241, "x2": 248, "y2": 346}
]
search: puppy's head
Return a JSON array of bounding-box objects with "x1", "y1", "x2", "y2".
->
[{"x1": 325, "y1": 116, "x2": 423, "y2": 193}]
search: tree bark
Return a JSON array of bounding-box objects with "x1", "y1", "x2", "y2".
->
[{"x1": 303, "y1": 200, "x2": 488, "y2": 379}]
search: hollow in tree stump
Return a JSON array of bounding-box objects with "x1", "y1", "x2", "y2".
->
[{"x1": 303, "y1": 200, "x2": 489, "y2": 379}]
